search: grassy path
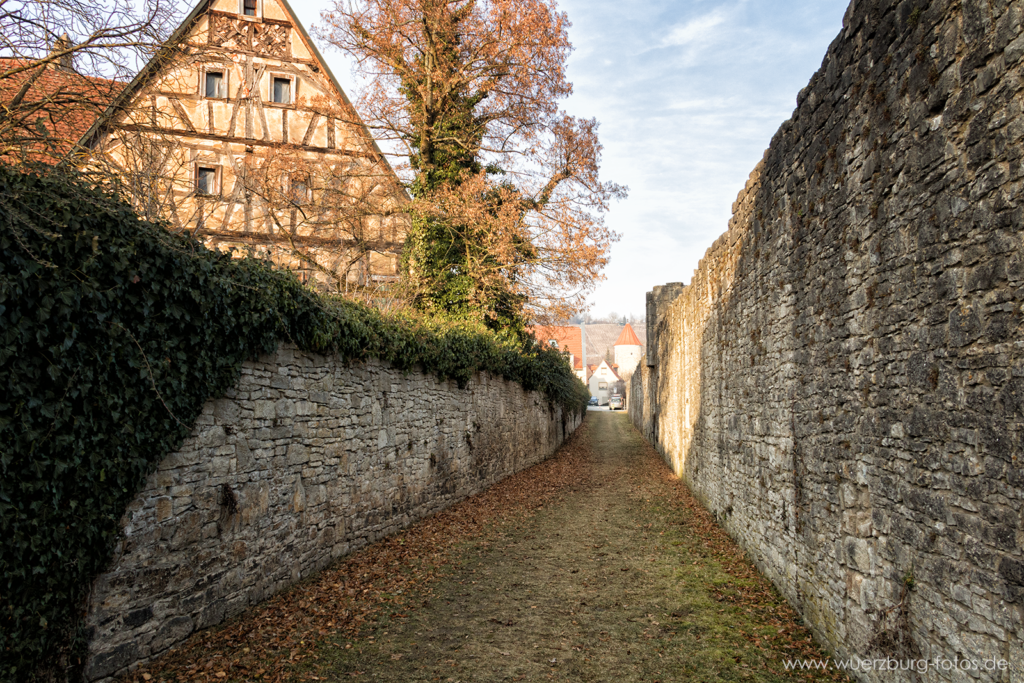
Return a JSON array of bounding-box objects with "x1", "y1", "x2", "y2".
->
[{"x1": 309, "y1": 413, "x2": 848, "y2": 683}]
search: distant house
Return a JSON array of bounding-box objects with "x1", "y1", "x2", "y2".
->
[
  {"x1": 587, "y1": 359, "x2": 622, "y2": 405},
  {"x1": 528, "y1": 322, "x2": 645, "y2": 394},
  {"x1": 528, "y1": 325, "x2": 588, "y2": 383}
]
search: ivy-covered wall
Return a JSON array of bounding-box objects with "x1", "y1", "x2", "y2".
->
[
  {"x1": 0, "y1": 166, "x2": 587, "y2": 682},
  {"x1": 86, "y1": 344, "x2": 580, "y2": 680}
]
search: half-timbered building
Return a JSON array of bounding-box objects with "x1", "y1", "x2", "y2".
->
[{"x1": 80, "y1": 0, "x2": 407, "y2": 290}]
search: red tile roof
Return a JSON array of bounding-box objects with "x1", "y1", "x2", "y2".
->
[
  {"x1": 529, "y1": 325, "x2": 584, "y2": 369},
  {"x1": 0, "y1": 58, "x2": 124, "y2": 162},
  {"x1": 614, "y1": 323, "x2": 642, "y2": 347}
]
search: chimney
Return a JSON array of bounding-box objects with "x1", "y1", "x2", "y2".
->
[{"x1": 50, "y1": 33, "x2": 74, "y2": 72}]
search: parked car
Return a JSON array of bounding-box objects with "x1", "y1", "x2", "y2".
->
[
  {"x1": 588, "y1": 397, "x2": 599, "y2": 406},
  {"x1": 609, "y1": 395, "x2": 623, "y2": 411}
]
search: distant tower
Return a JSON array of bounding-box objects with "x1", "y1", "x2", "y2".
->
[{"x1": 613, "y1": 323, "x2": 643, "y2": 379}]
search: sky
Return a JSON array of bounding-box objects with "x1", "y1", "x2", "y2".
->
[{"x1": 293, "y1": 0, "x2": 852, "y2": 320}]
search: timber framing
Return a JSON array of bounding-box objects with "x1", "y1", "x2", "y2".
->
[{"x1": 80, "y1": 0, "x2": 408, "y2": 290}]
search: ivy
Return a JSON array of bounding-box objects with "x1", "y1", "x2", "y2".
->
[{"x1": 0, "y1": 165, "x2": 588, "y2": 682}]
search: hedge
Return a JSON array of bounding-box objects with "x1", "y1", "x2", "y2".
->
[{"x1": 0, "y1": 165, "x2": 588, "y2": 681}]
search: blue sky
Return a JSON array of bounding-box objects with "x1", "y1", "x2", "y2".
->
[{"x1": 295, "y1": 0, "x2": 851, "y2": 319}]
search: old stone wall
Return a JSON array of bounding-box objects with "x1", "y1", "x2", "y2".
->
[
  {"x1": 632, "y1": 0, "x2": 1024, "y2": 680},
  {"x1": 85, "y1": 343, "x2": 580, "y2": 680}
]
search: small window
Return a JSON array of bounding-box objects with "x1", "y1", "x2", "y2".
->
[
  {"x1": 204, "y1": 70, "x2": 225, "y2": 98},
  {"x1": 272, "y1": 77, "x2": 292, "y2": 104},
  {"x1": 289, "y1": 176, "x2": 309, "y2": 205},
  {"x1": 243, "y1": 0, "x2": 257, "y2": 16},
  {"x1": 196, "y1": 166, "x2": 219, "y2": 195},
  {"x1": 599, "y1": 382, "x2": 608, "y2": 390}
]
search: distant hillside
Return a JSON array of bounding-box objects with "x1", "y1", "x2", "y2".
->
[{"x1": 580, "y1": 323, "x2": 646, "y2": 366}]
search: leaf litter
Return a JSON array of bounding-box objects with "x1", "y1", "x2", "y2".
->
[
  {"x1": 122, "y1": 414, "x2": 848, "y2": 682},
  {"x1": 121, "y1": 419, "x2": 595, "y2": 683}
]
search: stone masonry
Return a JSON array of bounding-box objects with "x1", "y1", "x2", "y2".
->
[
  {"x1": 632, "y1": 0, "x2": 1024, "y2": 681},
  {"x1": 85, "y1": 343, "x2": 581, "y2": 680}
]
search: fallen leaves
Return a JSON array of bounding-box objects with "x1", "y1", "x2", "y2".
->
[
  {"x1": 630, "y1": 428, "x2": 851, "y2": 682},
  {"x1": 120, "y1": 416, "x2": 847, "y2": 682},
  {"x1": 122, "y1": 424, "x2": 594, "y2": 683}
]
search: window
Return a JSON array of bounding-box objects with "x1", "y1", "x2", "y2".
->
[
  {"x1": 195, "y1": 166, "x2": 219, "y2": 196},
  {"x1": 599, "y1": 382, "x2": 608, "y2": 390},
  {"x1": 243, "y1": 0, "x2": 257, "y2": 15},
  {"x1": 272, "y1": 77, "x2": 292, "y2": 104},
  {"x1": 204, "y1": 70, "x2": 225, "y2": 98},
  {"x1": 289, "y1": 175, "x2": 310, "y2": 205}
]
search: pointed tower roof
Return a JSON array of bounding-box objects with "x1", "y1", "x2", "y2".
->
[{"x1": 614, "y1": 323, "x2": 642, "y2": 347}]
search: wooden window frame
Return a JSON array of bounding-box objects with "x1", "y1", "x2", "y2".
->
[
  {"x1": 268, "y1": 73, "x2": 296, "y2": 107},
  {"x1": 239, "y1": 0, "x2": 262, "y2": 20},
  {"x1": 194, "y1": 164, "x2": 222, "y2": 197},
  {"x1": 200, "y1": 65, "x2": 229, "y2": 99}
]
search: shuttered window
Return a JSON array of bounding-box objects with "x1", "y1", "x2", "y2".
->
[{"x1": 289, "y1": 175, "x2": 309, "y2": 205}]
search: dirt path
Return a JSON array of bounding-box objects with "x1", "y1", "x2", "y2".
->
[{"x1": 310, "y1": 413, "x2": 848, "y2": 683}]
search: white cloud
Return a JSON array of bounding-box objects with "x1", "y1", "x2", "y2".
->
[{"x1": 660, "y1": 10, "x2": 728, "y2": 48}]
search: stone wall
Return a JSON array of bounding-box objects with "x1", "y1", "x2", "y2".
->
[
  {"x1": 85, "y1": 343, "x2": 580, "y2": 680},
  {"x1": 632, "y1": 0, "x2": 1024, "y2": 680}
]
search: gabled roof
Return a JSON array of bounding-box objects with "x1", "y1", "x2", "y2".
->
[
  {"x1": 529, "y1": 325, "x2": 584, "y2": 369},
  {"x1": 588, "y1": 360, "x2": 621, "y2": 382},
  {"x1": 0, "y1": 58, "x2": 124, "y2": 161},
  {"x1": 77, "y1": 0, "x2": 396, "y2": 179},
  {"x1": 614, "y1": 323, "x2": 642, "y2": 347}
]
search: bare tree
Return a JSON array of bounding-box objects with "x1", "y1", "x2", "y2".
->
[
  {"x1": 223, "y1": 128, "x2": 409, "y2": 301},
  {"x1": 0, "y1": 0, "x2": 183, "y2": 164}
]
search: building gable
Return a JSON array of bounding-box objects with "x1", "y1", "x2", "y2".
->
[{"x1": 81, "y1": 0, "x2": 407, "y2": 291}]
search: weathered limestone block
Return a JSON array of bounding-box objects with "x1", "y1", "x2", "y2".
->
[{"x1": 84, "y1": 344, "x2": 581, "y2": 681}]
